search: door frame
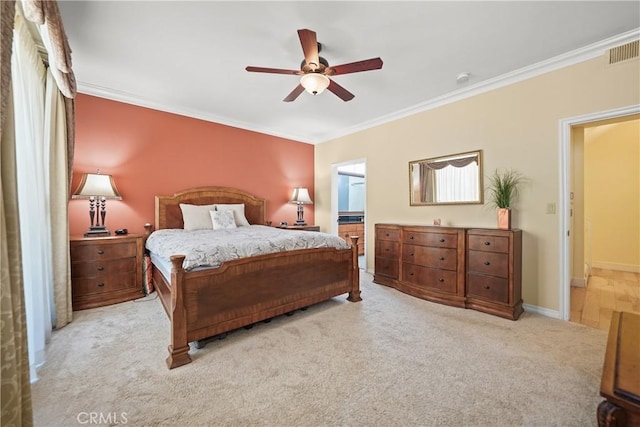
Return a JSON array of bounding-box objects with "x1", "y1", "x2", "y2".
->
[
  {"x1": 331, "y1": 158, "x2": 367, "y2": 269},
  {"x1": 558, "y1": 104, "x2": 639, "y2": 320}
]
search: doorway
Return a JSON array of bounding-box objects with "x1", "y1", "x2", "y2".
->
[
  {"x1": 331, "y1": 159, "x2": 366, "y2": 270},
  {"x1": 560, "y1": 105, "x2": 640, "y2": 325}
]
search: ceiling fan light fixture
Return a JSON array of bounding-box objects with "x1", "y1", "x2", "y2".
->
[{"x1": 300, "y1": 73, "x2": 330, "y2": 95}]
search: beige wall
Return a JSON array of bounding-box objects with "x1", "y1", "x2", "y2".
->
[
  {"x1": 314, "y1": 56, "x2": 639, "y2": 312},
  {"x1": 584, "y1": 119, "x2": 640, "y2": 271}
]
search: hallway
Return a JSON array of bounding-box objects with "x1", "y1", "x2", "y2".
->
[{"x1": 570, "y1": 268, "x2": 640, "y2": 331}]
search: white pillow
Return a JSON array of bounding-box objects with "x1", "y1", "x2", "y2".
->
[
  {"x1": 179, "y1": 203, "x2": 217, "y2": 230},
  {"x1": 215, "y1": 204, "x2": 250, "y2": 226},
  {"x1": 210, "y1": 210, "x2": 237, "y2": 230}
]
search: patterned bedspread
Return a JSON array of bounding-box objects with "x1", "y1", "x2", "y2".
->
[{"x1": 145, "y1": 225, "x2": 351, "y2": 271}]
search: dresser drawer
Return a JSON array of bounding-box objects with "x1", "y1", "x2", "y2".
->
[
  {"x1": 467, "y1": 250, "x2": 508, "y2": 278},
  {"x1": 72, "y1": 271, "x2": 139, "y2": 295},
  {"x1": 402, "y1": 263, "x2": 457, "y2": 294},
  {"x1": 468, "y1": 234, "x2": 509, "y2": 253},
  {"x1": 403, "y1": 231, "x2": 457, "y2": 248},
  {"x1": 375, "y1": 256, "x2": 399, "y2": 279},
  {"x1": 402, "y1": 245, "x2": 457, "y2": 270},
  {"x1": 70, "y1": 241, "x2": 136, "y2": 262},
  {"x1": 71, "y1": 257, "x2": 137, "y2": 279},
  {"x1": 376, "y1": 240, "x2": 399, "y2": 258},
  {"x1": 467, "y1": 273, "x2": 509, "y2": 304},
  {"x1": 376, "y1": 227, "x2": 399, "y2": 242}
]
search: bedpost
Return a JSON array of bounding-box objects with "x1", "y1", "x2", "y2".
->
[
  {"x1": 166, "y1": 255, "x2": 191, "y2": 369},
  {"x1": 347, "y1": 236, "x2": 362, "y2": 302}
]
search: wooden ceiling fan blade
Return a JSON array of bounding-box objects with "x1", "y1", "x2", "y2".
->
[
  {"x1": 327, "y1": 57, "x2": 383, "y2": 76},
  {"x1": 283, "y1": 84, "x2": 305, "y2": 102},
  {"x1": 327, "y1": 79, "x2": 355, "y2": 102},
  {"x1": 246, "y1": 66, "x2": 301, "y2": 75},
  {"x1": 298, "y1": 29, "x2": 319, "y2": 69}
]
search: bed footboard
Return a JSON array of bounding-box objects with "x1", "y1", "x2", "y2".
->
[{"x1": 156, "y1": 237, "x2": 360, "y2": 369}]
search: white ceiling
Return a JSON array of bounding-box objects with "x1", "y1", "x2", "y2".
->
[{"x1": 58, "y1": 1, "x2": 640, "y2": 144}]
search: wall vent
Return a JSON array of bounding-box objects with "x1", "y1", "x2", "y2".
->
[{"x1": 608, "y1": 40, "x2": 639, "y2": 64}]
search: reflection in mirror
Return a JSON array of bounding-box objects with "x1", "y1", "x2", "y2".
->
[{"x1": 409, "y1": 150, "x2": 483, "y2": 205}]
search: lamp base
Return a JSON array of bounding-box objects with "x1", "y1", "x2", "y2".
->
[
  {"x1": 295, "y1": 220, "x2": 308, "y2": 226},
  {"x1": 84, "y1": 227, "x2": 110, "y2": 237}
]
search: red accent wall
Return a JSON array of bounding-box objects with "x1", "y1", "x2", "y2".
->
[{"x1": 69, "y1": 94, "x2": 314, "y2": 236}]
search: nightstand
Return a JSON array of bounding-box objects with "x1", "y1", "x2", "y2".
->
[
  {"x1": 278, "y1": 225, "x2": 320, "y2": 232},
  {"x1": 70, "y1": 234, "x2": 144, "y2": 310}
]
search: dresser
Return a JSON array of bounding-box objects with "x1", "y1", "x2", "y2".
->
[
  {"x1": 466, "y1": 229, "x2": 523, "y2": 320},
  {"x1": 374, "y1": 224, "x2": 523, "y2": 320},
  {"x1": 70, "y1": 234, "x2": 144, "y2": 310},
  {"x1": 400, "y1": 226, "x2": 466, "y2": 308}
]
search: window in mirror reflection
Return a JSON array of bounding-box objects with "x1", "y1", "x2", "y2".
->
[{"x1": 410, "y1": 150, "x2": 483, "y2": 205}]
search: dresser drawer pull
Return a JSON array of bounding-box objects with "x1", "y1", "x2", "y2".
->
[
  {"x1": 409, "y1": 235, "x2": 414, "y2": 240},
  {"x1": 439, "y1": 256, "x2": 445, "y2": 261},
  {"x1": 484, "y1": 241, "x2": 491, "y2": 246},
  {"x1": 409, "y1": 272, "x2": 414, "y2": 276},
  {"x1": 410, "y1": 253, "x2": 414, "y2": 256},
  {"x1": 483, "y1": 285, "x2": 490, "y2": 290},
  {"x1": 438, "y1": 278, "x2": 444, "y2": 283},
  {"x1": 439, "y1": 238, "x2": 445, "y2": 243},
  {"x1": 97, "y1": 282, "x2": 105, "y2": 287},
  {"x1": 385, "y1": 233, "x2": 390, "y2": 237},
  {"x1": 97, "y1": 266, "x2": 104, "y2": 271},
  {"x1": 97, "y1": 250, "x2": 104, "y2": 255},
  {"x1": 483, "y1": 261, "x2": 491, "y2": 265},
  {"x1": 385, "y1": 248, "x2": 390, "y2": 252}
]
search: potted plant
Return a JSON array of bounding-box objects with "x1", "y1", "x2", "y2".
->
[{"x1": 487, "y1": 168, "x2": 524, "y2": 229}]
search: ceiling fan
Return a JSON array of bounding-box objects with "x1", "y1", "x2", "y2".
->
[{"x1": 245, "y1": 29, "x2": 383, "y2": 102}]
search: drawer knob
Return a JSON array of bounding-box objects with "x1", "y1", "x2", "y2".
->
[
  {"x1": 484, "y1": 241, "x2": 491, "y2": 246},
  {"x1": 385, "y1": 248, "x2": 389, "y2": 252},
  {"x1": 439, "y1": 238, "x2": 445, "y2": 243},
  {"x1": 385, "y1": 233, "x2": 389, "y2": 237},
  {"x1": 484, "y1": 261, "x2": 490, "y2": 266},
  {"x1": 483, "y1": 285, "x2": 490, "y2": 290},
  {"x1": 97, "y1": 282, "x2": 105, "y2": 287},
  {"x1": 410, "y1": 253, "x2": 414, "y2": 256},
  {"x1": 410, "y1": 272, "x2": 414, "y2": 276},
  {"x1": 97, "y1": 266, "x2": 104, "y2": 271},
  {"x1": 438, "y1": 278, "x2": 444, "y2": 283},
  {"x1": 439, "y1": 256, "x2": 445, "y2": 261},
  {"x1": 97, "y1": 250, "x2": 104, "y2": 255},
  {"x1": 410, "y1": 235, "x2": 414, "y2": 240}
]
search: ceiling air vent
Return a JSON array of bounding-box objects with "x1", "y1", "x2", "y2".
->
[{"x1": 608, "y1": 40, "x2": 639, "y2": 64}]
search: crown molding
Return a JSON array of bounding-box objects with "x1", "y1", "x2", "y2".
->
[
  {"x1": 78, "y1": 28, "x2": 639, "y2": 146},
  {"x1": 76, "y1": 82, "x2": 314, "y2": 144},
  {"x1": 316, "y1": 28, "x2": 640, "y2": 144}
]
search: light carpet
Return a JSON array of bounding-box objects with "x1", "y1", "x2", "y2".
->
[{"x1": 32, "y1": 272, "x2": 608, "y2": 426}]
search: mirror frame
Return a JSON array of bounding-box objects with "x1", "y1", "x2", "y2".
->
[{"x1": 409, "y1": 149, "x2": 484, "y2": 206}]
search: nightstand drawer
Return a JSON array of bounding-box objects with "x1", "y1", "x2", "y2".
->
[
  {"x1": 72, "y1": 271, "x2": 139, "y2": 295},
  {"x1": 70, "y1": 241, "x2": 136, "y2": 262},
  {"x1": 71, "y1": 257, "x2": 137, "y2": 279}
]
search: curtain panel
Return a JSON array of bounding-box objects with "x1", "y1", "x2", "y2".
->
[{"x1": 1, "y1": 1, "x2": 34, "y2": 426}]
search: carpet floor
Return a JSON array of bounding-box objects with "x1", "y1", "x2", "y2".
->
[{"x1": 32, "y1": 272, "x2": 608, "y2": 426}]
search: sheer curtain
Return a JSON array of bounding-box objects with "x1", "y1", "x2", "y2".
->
[{"x1": 11, "y1": 13, "x2": 53, "y2": 382}]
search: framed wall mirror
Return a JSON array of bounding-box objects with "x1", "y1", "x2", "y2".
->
[{"x1": 409, "y1": 150, "x2": 483, "y2": 205}]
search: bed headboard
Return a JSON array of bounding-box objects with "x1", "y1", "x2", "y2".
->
[{"x1": 155, "y1": 186, "x2": 267, "y2": 230}]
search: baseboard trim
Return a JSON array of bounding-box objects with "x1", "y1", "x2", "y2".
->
[
  {"x1": 571, "y1": 278, "x2": 587, "y2": 288},
  {"x1": 592, "y1": 262, "x2": 640, "y2": 273},
  {"x1": 523, "y1": 303, "x2": 562, "y2": 319}
]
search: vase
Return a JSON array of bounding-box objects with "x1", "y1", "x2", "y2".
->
[{"x1": 497, "y1": 208, "x2": 511, "y2": 229}]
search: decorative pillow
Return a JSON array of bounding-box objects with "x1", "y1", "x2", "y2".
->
[
  {"x1": 179, "y1": 203, "x2": 217, "y2": 231},
  {"x1": 215, "y1": 204, "x2": 250, "y2": 226},
  {"x1": 210, "y1": 210, "x2": 237, "y2": 230}
]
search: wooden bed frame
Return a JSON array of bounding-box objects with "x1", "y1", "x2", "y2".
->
[{"x1": 144, "y1": 186, "x2": 361, "y2": 369}]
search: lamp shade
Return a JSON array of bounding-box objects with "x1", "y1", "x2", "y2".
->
[
  {"x1": 300, "y1": 73, "x2": 330, "y2": 95},
  {"x1": 289, "y1": 187, "x2": 313, "y2": 204},
  {"x1": 72, "y1": 172, "x2": 122, "y2": 199}
]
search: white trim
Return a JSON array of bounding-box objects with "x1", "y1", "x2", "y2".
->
[
  {"x1": 558, "y1": 104, "x2": 640, "y2": 321},
  {"x1": 77, "y1": 29, "x2": 640, "y2": 145},
  {"x1": 592, "y1": 262, "x2": 640, "y2": 273},
  {"x1": 570, "y1": 278, "x2": 586, "y2": 288},
  {"x1": 524, "y1": 303, "x2": 561, "y2": 320}
]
